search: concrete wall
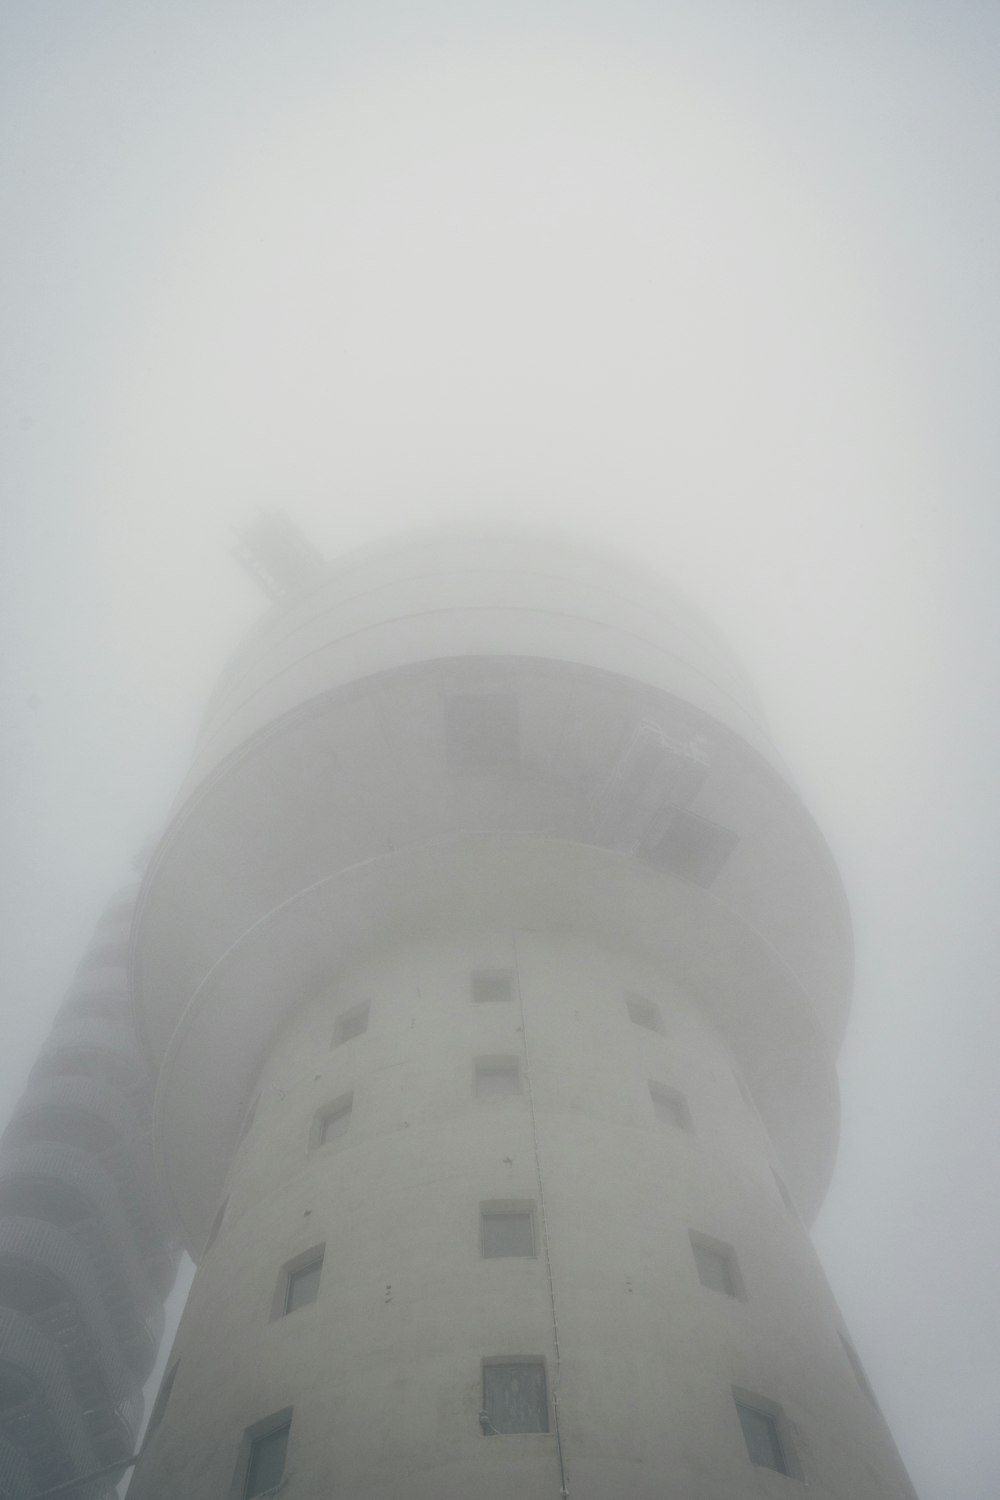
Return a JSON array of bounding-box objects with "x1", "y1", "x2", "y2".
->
[{"x1": 132, "y1": 929, "x2": 914, "y2": 1500}]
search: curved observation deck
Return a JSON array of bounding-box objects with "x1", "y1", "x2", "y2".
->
[{"x1": 131, "y1": 528, "x2": 853, "y2": 1250}]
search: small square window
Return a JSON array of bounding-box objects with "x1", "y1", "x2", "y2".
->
[
  {"x1": 244, "y1": 1420, "x2": 290, "y2": 1497},
  {"x1": 475, "y1": 1057, "x2": 521, "y2": 1096},
  {"x1": 317, "y1": 1095, "x2": 353, "y2": 1146},
  {"x1": 284, "y1": 1255, "x2": 323, "y2": 1315},
  {"x1": 735, "y1": 1400, "x2": 788, "y2": 1475},
  {"x1": 626, "y1": 992, "x2": 661, "y2": 1033},
  {"x1": 334, "y1": 1002, "x2": 369, "y2": 1046},
  {"x1": 481, "y1": 1205, "x2": 535, "y2": 1258},
  {"x1": 690, "y1": 1233, "x2": 743, "y2": 1298},
  {"x1": 649, "y1": 1082, "x2": 690, "y2": 1129},
  {"x1": 472, "y1": 969, "x2": 513, "y2": 1004},
  {"x1": 482, "y1": 1360, "x2": 548, "y2": 1433},
  {"x1": 446, "y1": 692, "x2": 520, "y2": 771}
]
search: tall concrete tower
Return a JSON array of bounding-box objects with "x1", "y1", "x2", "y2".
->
[{"x1": 122, "y1": 528, "x2": 911, "y2": 1498}]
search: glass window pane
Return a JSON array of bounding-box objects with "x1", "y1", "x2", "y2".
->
[
  {"x1": 472, "y1": 971, "x2": 513, "y2": 1003},
  {"x1": 483, "y1": 1362, "x2": 548, "y2": 1433},
  {"x1": 482, "y1": 1211, "x2": 534, "y2": 1257},
  {"x1": 649, "y1": 1083, "x2": 686, "y2": 1127},
  {"x1": 736, "y1": 1404, "x2": 786, "y2": 1473},
  {"x1": 336, "y1": 1005, "x2": 368, "y2": 1043},
  {"x1": 245, "y1": 1423, "x2": 290, "y2": 1497},
  {"x1": 321, "y1": 1102, "x2": 351, "y2": 1143},
  {"x1": 285, "y1": 1260, "x2": 322, "y2": 1314},
  {"x1": 692, "y1": 1241, "x2": 735, "y2": 1296},
  {"x1": 626, "y1": 994, "x2": 660, "y2": 1031},
  {"x1": 476, "y1": 1063, "x2": 519, "y2": 1096}
]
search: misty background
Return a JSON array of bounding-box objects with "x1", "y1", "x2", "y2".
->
[{"x1": 2, "y1": 5, "x2": 999, "y2": 1498}]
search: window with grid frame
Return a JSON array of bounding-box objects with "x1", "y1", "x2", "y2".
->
[
  {"x1": 482, "y1": 1360, "x2": 549, "y2": 1433},
  {"x1": 481, "y1": 1204, "x2": 535, "y2": 1258},
  {"x1": 283, "y1": 1254, "x2": 323, "y2": 1315},
  {"x1": 731, "y1": 1389, "x2": 800, "y2": 1479},
  {"x1": 243, "y1": 1418, "x2": 291, "y2": 1497},
  {"x1": 735, "y1": 1400, "x2": 787, "y2": 1473}
]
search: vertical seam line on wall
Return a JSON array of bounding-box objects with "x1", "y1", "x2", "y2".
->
[{"x1": 513, "y1": 930, "x2": 569, "y2": 1499}]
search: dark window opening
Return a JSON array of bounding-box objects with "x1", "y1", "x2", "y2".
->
[
  {"x1": 318, "y1": 1095, "x2": 353, "y2": 1145},
  {"x1": 481, "y1": 1208, "x2": 535, "y2": 1258},
  {"x1": 244, "y1": 1420, "x2": 290, "y2": 1498},
  {"x1": 482, "y1": 1361, "x2": 548, "y2": 1434},
  {"x1": 472, "y1": 970, "x2": 514, "y2": 1004},
  {"x1": 334, "y1": 1002, "x2": 369, "y2": 1046},
  {"x1": 626, "y1": 993, "x2": 661, "y2": 1033},
  {"x1": 690, "y1": 1234, "x2": 741, "y2": 1298},
  {"x1": 284, "y1": 1257, "x2": 323, "y2": 1315},
  {"x1": 734, "y1": 1397, "x2": 791, "y2": 1476},
  {"x1": 649, "y1": 1081, "x2": 689, "y2": 1129},
  {"x1": 475, "y1": 1058, "x2": 520, "y2": 1097}
]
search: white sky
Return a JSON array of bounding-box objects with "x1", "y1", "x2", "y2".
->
[{"x1": 2, "y1": 5, "x2": 999, "y2": 1497}]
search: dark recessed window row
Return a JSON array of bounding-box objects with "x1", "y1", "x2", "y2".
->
[
  {"x1": 229, "y1": 1381, "x2": 798, "y2": 1484},
  {"x1": 305, "y1": 1070, "x2": 692, "y2": 1147},
  {"x1": 325, "y1": 975, "x2": 760, "y2": 1056},
  {"x1": 265, "y1": 1219, "x2": 748, "y2": 1320}
]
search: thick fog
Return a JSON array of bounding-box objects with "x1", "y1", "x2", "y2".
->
[{"x1": 3, "y1": 6, "x2": 999, "y2": 1498}]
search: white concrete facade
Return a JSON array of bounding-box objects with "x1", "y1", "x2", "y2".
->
[{"x1": 129, "y1": 529, "x2": 916, "y2": 1499}]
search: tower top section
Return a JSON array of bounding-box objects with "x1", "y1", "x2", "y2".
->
[
  {"x1": 134, "y1": 524, "x2": 852, "y2": 1249},
  {"x1": 195, "y1": 524, "x2": 778, "y2": 793}
]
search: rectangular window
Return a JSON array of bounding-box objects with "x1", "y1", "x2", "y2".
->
[
  {"x1": 481, "y1": 1205, "x2": 535, "y2": 1258},
  {"x1": 318, "y1": 1095, "x2": 353, "y2": 1146},
  {"x1": 472, "y1": 969, "x2": 514, "y2": 1004},
  {"x1": 284, "y1": 1255, "x2": 323, "y2": 1315},
  {"x1": 626, "y1": 992, "x2": 661, "y2": 1033},
  {"x1": 649, "y1": 1081, "x2": 689, "y2": 1129},
  {"x1": 475, "y1": 1057, "x2": 521, "y2": 1096},
  {"x1": 690, "y1": 1233, "x2": 743, "y2": 1298},
  {"x1": 334, "y1": 1002, "x2": 369, "y2": 1046},
  {"x1": 735, "y1": 1401, "x2": 787, "y2": 1474},
  {"x1": 244, "y1": 1420, "x2": 290, "y2": 1497},
  {"x1": 482, "y1": 1360, "x2": 549, "y2": 1433}
]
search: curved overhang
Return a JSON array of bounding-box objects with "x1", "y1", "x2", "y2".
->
[
  {"x1": 153, "y1": 834, "x2": 839, "y2": 1254},
  {"x1": 133, "y1": 654, "x2": 851, "y2": 1056},
  {"x1": 185, "y1": 528, "x2": 786, "y2": 799}
]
